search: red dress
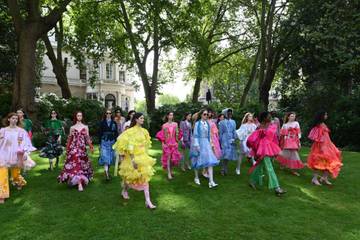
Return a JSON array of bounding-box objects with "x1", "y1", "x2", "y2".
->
[
  {"x1": 307, "y1": 124, "x2": 342, "y2": 178},
  {"x1": 58, "y1": 128, "x2": 93, "y2": 185}
]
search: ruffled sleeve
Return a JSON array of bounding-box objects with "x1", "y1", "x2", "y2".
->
[
  {"x1": 155, "y1": 129, "x2": 165, "y2": 142},
  {"x1": 193, "y1": 122, "x2": 200, "y2": 147},
  {"x1": 236, "y1": 125, "x2": 247, "y2": 141},
  {"x1": 20, "y1": 129, "x2": 36, "y2": 152},
  {"x1": 144, "y1": 129, "x2": 152, "y2": 149},
  {"x1": 308, "y1": 126, "x2": 324, "y2": 142}
]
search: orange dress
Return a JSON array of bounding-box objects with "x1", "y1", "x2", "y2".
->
[{"x1": 307, "y1": 124, "x2": 342, "y2": 178}]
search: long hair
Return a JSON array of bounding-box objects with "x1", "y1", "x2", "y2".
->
[
  {"x1": 73, "y1": 111, "x2": 84, "y2": 124},
  {"x1": 126, "y1": 110, "x2": 136, "y2": 121},
  {"x1": 258, "y1": 111, "x2": 270, "y2": 124},
  {"x1": 102, "y1": 109, "x2": 114, "y2": 121},
  {"x1": 2, "y1": 112, "x2": 21, "y2": 127},
  {"x1": 182, "y1": 112, "x2": 191, "y2": 121},
  {"x1": 129, "y1": 112, "x2": 144, "y2": 128},
  {"x1": 163, "y1": 111, "x2": 174, "y2": 123},
  {"x1": 241, "y1": 112, "x2": 253, "y2": 124},
  {"x1": 311, "y1": 110, "x2": 327, "y2": 128},
  {"x1": 283, "y1": 112, "x2": 296, "y2": 124},
  {"x1": 49, "y1": 110, "x2": 60, "y2": 120},
  {"x1": 197, "y1": 109, "x2": 208, "y2": 122},
  {"x1": 217, "y1": 113, "x2": 225, "y2": 124}
]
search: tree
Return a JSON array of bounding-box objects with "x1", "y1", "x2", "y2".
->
[
  {"x1": 174, "y1": 0, "x2": 254, "y2": 103},
  {"x1": 42, "y1": 12, "x2": 72, "y2": 99},
  {"x1": 6, "y1": 0, "x2": 72, "y2": 117},
  {"x1": 157, "y1": 94, "x2": 180, "y2": 106},
  {"x1": 66, "y1": 0, "x2": 177, "y2": 114}
]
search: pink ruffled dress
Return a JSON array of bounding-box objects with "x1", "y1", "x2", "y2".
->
[
  {"x1": 276, "y1": 121, "x2": 304, "y2": 169},
  {"x1": 156, "y1": 122, "x2": 183, "y2": 169},
  {"x1": 247, "y1": 123, "x2": 281, "y2": 160}
]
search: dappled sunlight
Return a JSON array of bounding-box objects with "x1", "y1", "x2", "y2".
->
[{"x1": 156, "y1": 192, "x2": 200, "y2": 212}]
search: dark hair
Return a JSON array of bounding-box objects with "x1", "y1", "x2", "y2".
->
[
  {"x1": 130, "y1": 112, "x2": 144, "y2": 128},
  {"x1": 102, "y1": 109, "x2": 114, "y2": 120},
  {"x1": 182, "y1": 112, "x2": 191, "y2": 121},
  {"x1": 49, "y1": 110, "x2": 59, "y2": 119},
  {"x1": 197, "y1": 109, "x2": 208, "y2": 122},
  {"x1": 217, "y1": 113, "x2": 225, "y2": 124},
  {"x1": 2, "y1": 112, "x2": 21, "y2": 127},
  {"x1": 114, "y1": 108, "x2": 123, "y2": 115},
  {"x1": 259, "y1": 111, "x2": 271, "y2": 123},
  {"x1": 163, "y1": 111, "x2": 174, "y2": 122},
  {"x1": 207, "y1": 107, "x2": 214, "y2": 113},
  {"x1": 16, "y1": 108, "x2": 29, "y2": 119},
  {"x1": 73, "y1": 111, "x2": 84, "y2": 124},
  {"x1": 311, "y1": 110, "x2": 327, "y2": 128},
  {"x1": 284, "y1": 112, "x2": 296, "y2": 124},
  {"x1": 126, "y1": 110, "x2": 136, "y2": 121}
]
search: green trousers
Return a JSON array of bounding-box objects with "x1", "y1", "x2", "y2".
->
[{"x1": 250, "y1": 157, "x2": 280, "y2": 189}]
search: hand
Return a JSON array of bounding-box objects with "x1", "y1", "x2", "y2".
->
[
  {"x1": 195, "y1": 146, "x2": 200, "y2": 152},
  {"x1": 90, "y1": 145, "x2": 94, "y2": 153}
]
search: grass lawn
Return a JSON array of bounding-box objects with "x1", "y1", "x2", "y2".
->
[{"x1": 0, "y1": 140, "x2": 359, "y2": 240}]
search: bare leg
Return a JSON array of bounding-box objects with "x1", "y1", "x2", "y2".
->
[
  {"x1": 236, "y1": 154, "x2": 243, "y2": 175},
  {"x1": 144, "y1": 185, "x2": 156, "y2": 209},
  {"x1": 121, "y1": 182, "x2": 130, "y2": 199},
  {"x1": 167, "y1": 157, "x2": 172, "y2": 180}
]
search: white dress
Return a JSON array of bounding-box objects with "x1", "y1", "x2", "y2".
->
[{"x1": 236, "y1": 123, "x2": 257, "y2": 156}]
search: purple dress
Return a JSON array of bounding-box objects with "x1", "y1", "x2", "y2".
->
[{"x1": 180, "y1": 120, "x2": 192, "y2": 149}]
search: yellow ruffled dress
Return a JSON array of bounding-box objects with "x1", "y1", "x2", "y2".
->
[{"x1": 113, "y1": 125, "x2": 156, "y2": 189}]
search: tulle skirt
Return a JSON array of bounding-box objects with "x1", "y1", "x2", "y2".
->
[{"x1": 276, "y1": 149, "x2": 304, "y2": 169}]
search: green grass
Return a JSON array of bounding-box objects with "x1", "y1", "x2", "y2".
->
[{"x1": 0, "y1": 140, "x2": 359, "y2": 240}]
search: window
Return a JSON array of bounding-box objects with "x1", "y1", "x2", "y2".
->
[
  {"x1": 119, "y1": 71, "x2": 125, "y2": 82},
  {"x1": 106, "y1": 63, "x2": 113, "y2": 80},
  {"x1": 86, "y1": 93, "x2": 97, "y2": 100},
  {"x1": 80, "y1": 66, "x2": 87, "y2": 82}
]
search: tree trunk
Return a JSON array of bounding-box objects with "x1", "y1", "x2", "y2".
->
[
  {"x1": 259, "y1": 66, "x2": 276, "y2": 111},
  {"x1": 240, "y1": 46, "x2": 260, "y2": 107},
  {"x1": 12, "y1": 30, "x2": 38, "y2": 118},
  {"x1": 43, "y1": 35, "x2": 72, "y2": 99},
  {"x1": 192, "y1": 72, "x2": 203, "y2": 103}
]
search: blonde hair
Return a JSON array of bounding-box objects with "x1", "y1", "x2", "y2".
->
[{"x1": 241, "y1": 112, "x2": 253, "y2": 124}]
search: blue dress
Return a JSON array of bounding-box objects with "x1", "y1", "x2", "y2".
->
[
  {"x1": 190, "y1": 121, "x2": 219, "y2": 169},
  {"x1": 219, "y1": 119, "x2": 238, "y2": 160},
  {"x1": 98, "y1": 120, "x2": 118, "y2": 166}
]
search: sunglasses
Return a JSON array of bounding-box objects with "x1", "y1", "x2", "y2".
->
[
  {"x1": 106, "y1": 112, "x2": 112, "y2": 115},
  {"x1": 202, "y1": 113, "x2": 208, "y2": 116}
]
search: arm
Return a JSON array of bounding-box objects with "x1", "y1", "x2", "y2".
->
[
  {"x1": 85, "y1": 126, "x2": 94, "y2": 152},
  {"x1": 193, "y1": 122, "x2": 200, "y2": 147}
]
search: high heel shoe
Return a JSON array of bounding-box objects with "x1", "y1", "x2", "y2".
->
[
  {"x1": 312, "y1": 178, "x2": 322, "y2": 186},
  {"x1": 145, "y1": 202, "x2": 157, "y2": 210},
  {"x1": 208, "y1": 181, "x2": 218, "y2": 189},
  {"x1": 275, "y1": 187, "x2": 287, "y2": 196},
  {"x1": 194, "y1": 178, "x2": 201, "y2": 185},
  {"x1": 320, "y1": 177, "x2": 332, "y2": 185},
  {"x1": 121, "y1": 190, "x2": 130, "y2": 200},
  {"x1": 105, "y1": 171, "x2": 111, "y2": 181},
  {"x1": 235, "y1": 169, "x2": 241, "y2": 175}
]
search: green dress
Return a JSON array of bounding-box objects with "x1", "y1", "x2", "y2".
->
[{"x1": 40, "y1": 119, "x2": 65, "y2": 159}]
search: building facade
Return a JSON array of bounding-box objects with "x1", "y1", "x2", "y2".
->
[{"x1": 40, "y1": 43, "x2": 135, "y2": 112}]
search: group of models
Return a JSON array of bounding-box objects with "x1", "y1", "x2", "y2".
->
[{"x1": 0, "y1": 107, "x2": 343, "y2": 208}]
